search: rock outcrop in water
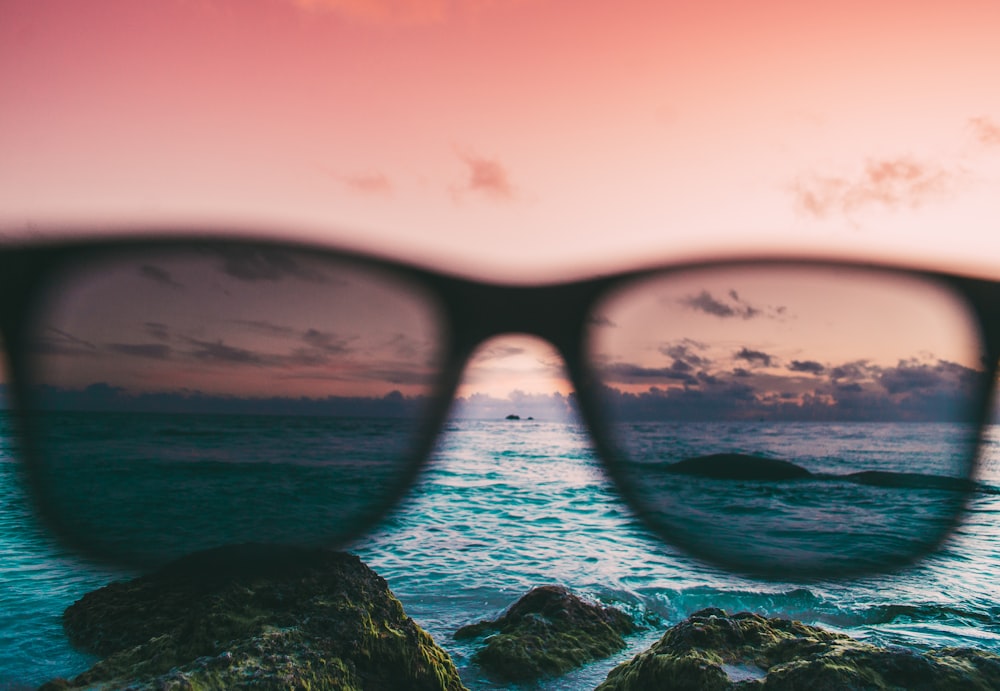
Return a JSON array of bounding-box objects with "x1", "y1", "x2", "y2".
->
[
  {"x1": 40, "y1": 544, "x2": 466, "y2": 691},
  {"x1": 595, "y1": 608, "x2": 1000, "y2": 690},
  {"x1": 454, "y1": 585, "x2": 636, "y2": 683},
  {"x1": 667, "y1": 453, "x2": 812, "y2": 480}
]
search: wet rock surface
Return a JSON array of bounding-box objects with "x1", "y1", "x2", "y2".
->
[
  {"x1": 40, "y1": 544, "x2": 466, "y2": 691},
  {"x1": 454, "y1": 584, "x2": 636, "y2": 683},
  {"x1": 595, "y1": 607, "x2": 1000, "y2": 690}
]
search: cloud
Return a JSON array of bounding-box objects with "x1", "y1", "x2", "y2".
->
[
  {"x1": 477, "y1": 344, "x2": 526, "y2": 361},
  {"x1": 877, "y1": 358, "x2": 977, "y2": 396},
  {"x1": 214, "y1": 248, "x2": 329, "y2": 283},
  {"x1": 32, "y1": 328, "x2": 97, "y2": 356},
  {"x1": 185, "y1": 338, "x2": 267, "y2": 366},
  {"x1": 340, "y1": 172, "x2": 393, "y2": 196},
  {"x1": 230, "y1": 320, "x2": 297, "y2": 337},
  {"x1": 139, "y1": 264, "x2": 182, "y2": 289},
  {"x1": 660, "y1": 340, "x2": 710, "y2": 367},
  {"x1": 794, "y1": 156, "x2": 958, "y2": 219},
  {"x1": 301, "y1": 328, "x2": 352, "y2": 354},
  {"x1": 145, "y1": 322, "x2": 170, "y2": 341},
  {"x1": 735, "y1": 347, "x2": 774, "y2": 368},
  {"x1": 828, "y1": 360, "x2": 874, "y2": 383},
  {"x1": 601, "y1": 362, "x2": 697, "y2": 386},
  {"x1": 677, "y1": 290, "x2": 776, "y2": 320},
  {"x1": 970, "y1": 116, "x2": 1000, "y2": 147},
  {"x1": 789, "y1": 360, "x2": 825, "y2": 375},
  {"x1": 596, "y1": 352, "x2": 983, "y2": 422},
  {"x1": 106, "y1": 343, "x2": 173, "y2": 360},
  {"x1": 455, "y1": 151, "x2": 516, "y2": 200}
]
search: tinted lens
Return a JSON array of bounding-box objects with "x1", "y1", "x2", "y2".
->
[
  {"x1": 588, "y1": 265, "x2": 988, "y2": 578},
  {"x1": 20, "y1": 246, "x2": 446, "y2": 566}
]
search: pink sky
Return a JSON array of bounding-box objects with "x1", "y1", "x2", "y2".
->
[{"x1": 3, "y1": 0, "x2": 1000, "y2": 404}]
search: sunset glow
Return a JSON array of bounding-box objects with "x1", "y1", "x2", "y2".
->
[{"x1": 3, "y1": 1, "x2": 1000, "y2": 405}]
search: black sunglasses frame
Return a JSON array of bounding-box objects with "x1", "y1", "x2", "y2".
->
[{"x1": 3, "y1": 233, "x2": 1000, "y2": 578}]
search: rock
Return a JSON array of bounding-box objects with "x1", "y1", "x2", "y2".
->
[
  {"x1": 596, "y1": 608, "x2": 1000, "y2": 690},
  {"x1": 454, "y1": 585, "x2": 636, "y2": 682},
  {"x1": 41, "y1": 544, "x2": 467, "y2": 691},
  {"x1": 667, "y1": 454, "x2": 812, "y2": 481}
]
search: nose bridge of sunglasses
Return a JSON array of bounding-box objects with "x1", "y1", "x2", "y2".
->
[{"x1": 451, "y1": 335, "x2": 577, "y2": 422}]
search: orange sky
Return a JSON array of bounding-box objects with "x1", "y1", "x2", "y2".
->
[{"x1": 3, "y1": 0, "x2": 1000, "y2": 403}]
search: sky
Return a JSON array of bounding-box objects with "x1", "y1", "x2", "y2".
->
[{"x1": 2, "y1": 0, "x2": 1000, "y2": 416}]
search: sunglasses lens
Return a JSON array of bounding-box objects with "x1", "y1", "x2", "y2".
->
[
  {"x1": 588, "y1": 265, "x2": 988, "y2": 577},
  {"x1": 19, "y1": 246, "x2": 446, "y2": 566}
]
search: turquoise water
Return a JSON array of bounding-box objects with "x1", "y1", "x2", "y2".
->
[{"x1": 2, "y1": 415, "x2": 1000, "y2": 689}]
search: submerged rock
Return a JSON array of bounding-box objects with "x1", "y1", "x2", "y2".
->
[
  {"x1": 596, "y1": 608, "x2": 1000, "y2": 690},
  {"x1": 41, "y1": 544, "x2": 466, "y2": 691},
  {"x1": 454, "y1": 585, "x2": 636, "y2": 682}
]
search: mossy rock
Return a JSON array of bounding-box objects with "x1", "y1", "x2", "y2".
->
[
  {"x1": 596, "y1": 607, "x2": 1000, "y2": 690},
  {"x1": 454, "y1": 584, "x2": 636, "y2": 682},
  {"x1": 40, "y1": 544, "x2": 467, "y2": 691}
]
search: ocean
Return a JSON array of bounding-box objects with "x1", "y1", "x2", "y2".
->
[{"x1": 2, "y1": 413, "x2": 1000, "y2": 689}]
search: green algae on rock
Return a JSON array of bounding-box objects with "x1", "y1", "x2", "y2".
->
[
  {"x1": 596, "y1": 607, "x2": 1000, "y2": 690},
  {"x1": 40, "y1": 544, "x2": 467, "y2": 691},
  {"x1": 454, "y1": 584, "x2": 636, "y2": 683}
]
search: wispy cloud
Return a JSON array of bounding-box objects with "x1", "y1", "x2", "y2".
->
[
  {"x1": 106, "y1": 343, "x2": 173, "y2": 360},
  {"x1": 215, "y1": 248, "x2": 329, "y2": 283},
  {"x1": 970, "y1": 116, "x2": 1000, "y2": 147},
  {"x1": 340, "y1": 172, "x2": 393, "y2": 196},
  {"x1": 454, "y1": 151, "x2": 516, "y2": 201},
  {"x1": 793, "y1": 156, "x2": 958, "y2": 219},
  {"x1": 477, "y1": 344, "x2": 526, "y2": 361},
  {"x1": 139, "y1": 264, "x2": 183, "y2": 289}
]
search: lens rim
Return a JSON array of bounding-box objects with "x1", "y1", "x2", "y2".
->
[
  {"x1": 2, "y1": 237, "x2": 464, "y2": 568},
  {"x1": 576, "y1": 259, "x2": 1000, "y2": 579},
  {"x1": 2, "y1": 236, "x2": 999, "y2": 577}
]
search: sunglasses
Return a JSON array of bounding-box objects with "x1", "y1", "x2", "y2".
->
[{"x1": 2, "y1": 235, "x2": 998, "y2": 580}]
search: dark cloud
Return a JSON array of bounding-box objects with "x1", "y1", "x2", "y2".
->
[
  {"x1": 829, "y1": 360, "x2": 873, "y2": 383},
  {"x1": 139, "y1": 264, "x2": 183, "y2": 289},
  {"x1": 678, "y1": 290, "x2": 773, "y2": 320},
  {"x1": 301, "y1": 329, "x2": 351, "y2": 354},
  {"x1": 385, "y1": 333, "x2": 429, "y2": 361},
  {"x1": 789, "y1": 360, "x2": 825, "y2": 375},
  {"x1": 670, "y1": 359, "x2": 693, "y2": 373},
  {"x1": 185, "y1": 338, "x2": 266, "y2": 366},
  {"x1": 598, "y1": 353, "x2": 984, "y2": 423},
  {"x1": 231, "y1": 319, "x2": 297, "y2": 337},
  {"x1": 794, "y1": 156, "x2": 956, "y2": 219},
  {"x1": 215, "y1": 248, "x2": 328, "y2": 283},
  {"x1": 144, "y1": 322, "x2": 170, "y2": 341},
  {"x1": 456, "y1": 152, "x2": 515, "y2": 200},
  {"x1": 970, "y1": 116, "x2": 1000, "y2": 147},
  {"x1": 106, "y1": 343, "x2": 172, "y2": 360},
  {"x1": 602, "y1": 362, "x2": 697, "y2": 385},
  {"x1": 735, "y1": 347, "x2": 774, "y2": 368},
  {"x1": 660, "y1": 341, "x2": 710, "y2": 367},
  {"x1": 877, "y1": 359, "x2": 978, "y2": 396}
]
